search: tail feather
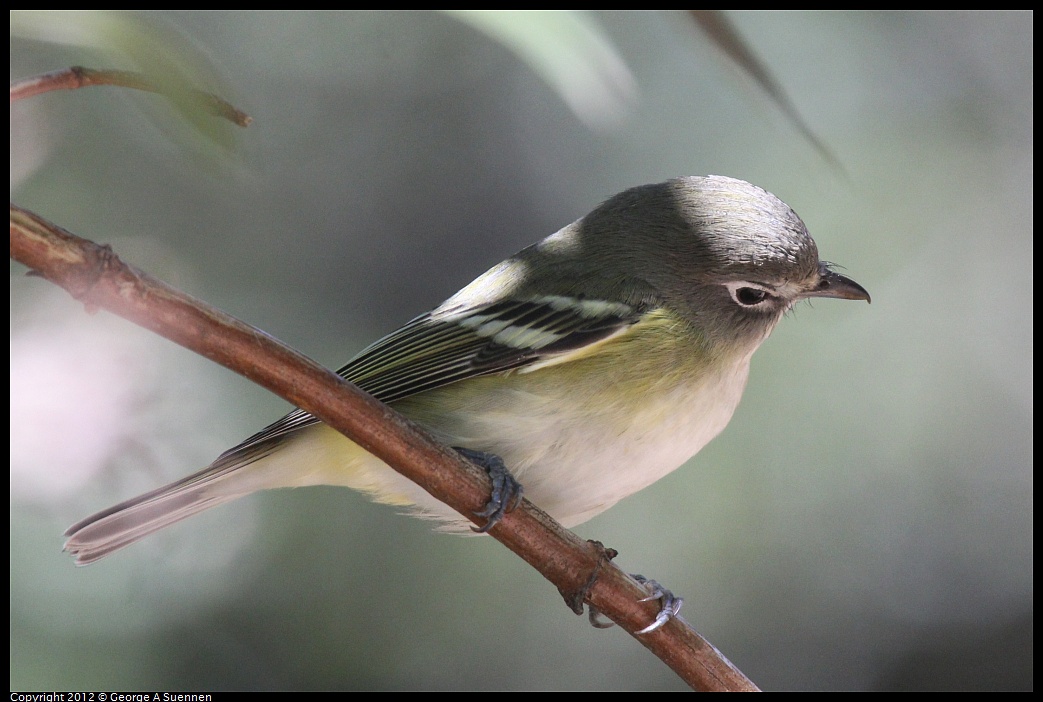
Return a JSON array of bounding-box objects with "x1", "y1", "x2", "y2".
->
[
  {"x1": 63, "y1": 423, "x2": 417, "y2": 564},
  {"x1": 63, "y1": 491, "x2": 236, "y2": 565},
  {"x1": 63, "y1": 442, "x2": 281, "y2": 565},
  {"x1": 63, "y1": 465, "x2": 251, "y2": 565}
]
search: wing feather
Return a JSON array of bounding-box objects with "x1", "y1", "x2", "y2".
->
[{"x1": 212, "y1": 296, "x2": 649, "y2": 462}]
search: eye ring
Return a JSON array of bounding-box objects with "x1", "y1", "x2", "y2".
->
[{"x1": 725, "y1": 281, "x2": 777, "y2": 308}]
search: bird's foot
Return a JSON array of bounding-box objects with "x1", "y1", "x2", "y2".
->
[
  {"x1": 558, "y1": 540, "x2": 619, "y2": 626},
  {"x1": 586, "y1": 572, "x2": 684, "y2": 633},
  {"x1": 632, "y1": 574, "x2": 683, "y2": 634},
  {"x1": 454, "y1": 447, "x2": 524, "y2": 533}
]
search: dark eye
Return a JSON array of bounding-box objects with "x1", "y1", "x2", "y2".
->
[
  {"x1": 725, "y1": 281, "x2": 777, "y2": 308},
  {"x1": 734, "y1": 287, "x2": 769, "y2": 306}
]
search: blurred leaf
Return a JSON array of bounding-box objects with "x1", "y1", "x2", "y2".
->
[
  {"x1": 442, "y1": 10, "x2": 636, "y2": 129},
  {"x1": 688, "y1": 10, "x2": 840, "y2": 168},
  {"x1": 11, "y1": 10, "x2": 245, "y2": 157}
]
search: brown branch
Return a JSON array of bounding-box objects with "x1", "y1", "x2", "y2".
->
[
  {"x1": 10, "y1": 66, "x2": 252, "y2": 127},
  {"x1": 9, "y1": 68, "x2": 759, "y2": 692}
]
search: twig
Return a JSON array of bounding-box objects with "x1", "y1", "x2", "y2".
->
[{"x1": 10, "y1": 66, "x2": 252, "y2": 127}]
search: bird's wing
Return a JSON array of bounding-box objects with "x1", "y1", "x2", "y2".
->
[{"x1": 211, "y1": 295, "x2": 649, "y2": 465}]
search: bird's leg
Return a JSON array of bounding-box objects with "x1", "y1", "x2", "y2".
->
[
  {"x1": 563, "y1": 542, "x2": 614, "y2": 615},
  {"x1": 453, "y1": 447, "x2": 524, "y2": 533},
  {"x1": 585, "y1": 576, "x2": 683, "y2": 632},
  {"x1": 451, "y1": 449, "x2": 682, "y2": 633},
  {"x1": 631, "y1": 574, "x2": 684, "y2": 634},
  {"x1": 561, "y1": 540, "x2": 619, "y2": 628},
  {"x1": 562, "y1": 542, "x2": 681, "y2": 632}
]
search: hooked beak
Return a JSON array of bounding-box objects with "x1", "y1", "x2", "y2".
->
[{"x1": 806, "y1": 264, "x2": 871, "y2": 303}]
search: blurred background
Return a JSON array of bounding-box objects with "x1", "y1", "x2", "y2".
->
[{"x1": 10, "y1": 11, "x2": 1032, "y2": 691}]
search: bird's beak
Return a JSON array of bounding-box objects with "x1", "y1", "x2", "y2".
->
[{"x1": 806, "y1": 264, "x2": 871, "y2": 303}]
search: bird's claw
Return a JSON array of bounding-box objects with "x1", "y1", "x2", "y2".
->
[
  {"x1": 454, "y1": 447, "x2": 524, "y2": 533},
  {"x1": 587, "y1": 606, "x2": 615, "y2": 629},
  {"x1": 632, "y1": 574, "x2": 683, "y2": 634}
]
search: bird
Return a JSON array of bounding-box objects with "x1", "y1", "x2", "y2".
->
[{"x1": 63, "y1": 175, "x2": 870, "y2": 565}]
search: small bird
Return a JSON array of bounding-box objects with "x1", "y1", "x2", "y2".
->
[{"x1": 64, "y1": 175, "x2": 869, "y2": 564}]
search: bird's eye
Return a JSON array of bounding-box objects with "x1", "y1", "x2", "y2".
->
[
  {"x1": 725, "y1": 282, "x2": 777, "y2": 308},
  {"x1": 734, "y1": 287, "x2": 768, "y2": 306}
]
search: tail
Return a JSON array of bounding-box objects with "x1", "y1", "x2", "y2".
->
[
  {"x1": 64, "y1": 440, "x2": 285, "y2": 565},
  {"x1": 64, "y1": 419, "x2": 454, "y2": 564}
]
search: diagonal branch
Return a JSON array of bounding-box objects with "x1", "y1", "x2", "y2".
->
[
  {"x1": 9, "y1": 67, "x2": 758, "y2": 692},
  {"x1": 10, "y1": 65, "x2": 252, "y2": 126}
]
